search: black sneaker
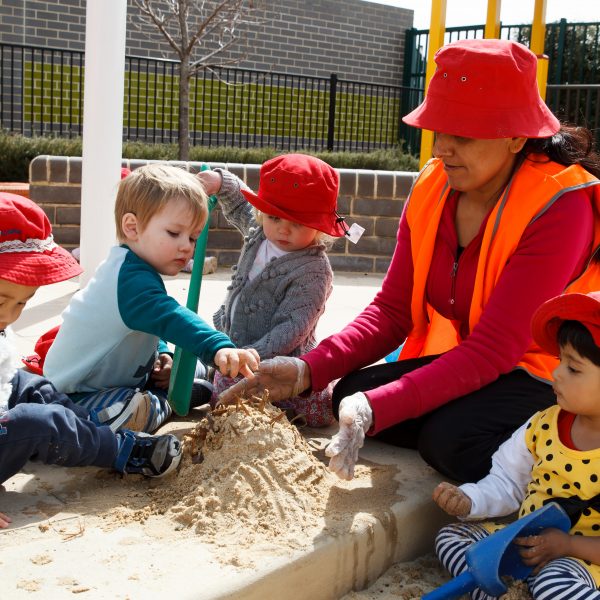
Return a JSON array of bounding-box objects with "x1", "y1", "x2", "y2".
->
[
  {"x1": 113, "y1": 430, "x2": 182, "y2": 477},
  {"x1": 190, "y1": 378, "x2": 214, "y2": 408}
]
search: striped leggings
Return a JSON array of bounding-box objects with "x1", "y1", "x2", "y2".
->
[
  {"x1": 72, "y1": 386, "x2": 172, "y2": 433},
  {"x1": 435, "y1": 522, "x2": 600, "y2": 600}
]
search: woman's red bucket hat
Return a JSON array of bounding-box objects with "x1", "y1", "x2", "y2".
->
[
  {"x1": 0, "y1": 193, "x2": 82, "y2": 286},
  {"x1": 241, "y1": 154, "x2": 346, "y2": 237},
  {"x1": 531, "y1": 292, "x2": 600, "y2": 357},
  {"x1": 403, "y1": 38, "x2": 560, "y2": 139}
]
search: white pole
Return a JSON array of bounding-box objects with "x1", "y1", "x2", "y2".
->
[{"x1": 80, "y1": 0, "x2": 127, "y2": 286}]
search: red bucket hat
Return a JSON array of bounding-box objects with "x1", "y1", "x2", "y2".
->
[
  {"x1": 241, "y1": 154, "x2": 346, "y2": 237},
  {"x1": 0, "y1": 193, "x2": 82, "y2": 286},
  {"x1": 403, "y1": 39, "x2": 560, "y2": 139},
  {"x1": 531, "y1": 292, "x2": 600, "y2": 356}
]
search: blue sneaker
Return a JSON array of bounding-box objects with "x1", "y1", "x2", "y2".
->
[{"x1": 113, "y1": 430, "x2": 182, "y2": 477}]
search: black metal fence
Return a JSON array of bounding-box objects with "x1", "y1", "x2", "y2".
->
[
  {"x1": 0, "y1": 42, "x2": 420, "y2": 154},
  {"x1": 401, "y1": 20, "x2": 600, "y2": 152}
]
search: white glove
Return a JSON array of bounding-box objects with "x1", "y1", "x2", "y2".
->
[
  {"x1": 218, "y1": 356, "x2": 308, "y2": 404},
  {"x1": 325, "y1": 392, "x2": 373, "y2": 481}
]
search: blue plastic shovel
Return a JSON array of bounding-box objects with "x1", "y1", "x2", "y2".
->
[
  {"x1": 168, "y1": 164, "x2": 218, "y2": 416},
  {"x1": 423, "y1": 502, "x2": 571, "y2": 599}
]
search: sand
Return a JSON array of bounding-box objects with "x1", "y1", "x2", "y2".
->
[{"x1": 101, "y1": 397, "x2": 401, "y2": 568}]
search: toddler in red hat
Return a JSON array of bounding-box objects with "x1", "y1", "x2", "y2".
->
[
  {"x1": 0, "y1": 193, "x2": 184, "y2": 528},
  {"x1": 198, "y1": 153, "x2": 347, "y2": 425},
  {"x1": 431, "y1": 290, "x2": 600, "y2": 598}
]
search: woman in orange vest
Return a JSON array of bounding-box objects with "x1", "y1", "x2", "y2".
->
[{"x1": 222, "y1": 39, "x2": 600, "y2": 483}]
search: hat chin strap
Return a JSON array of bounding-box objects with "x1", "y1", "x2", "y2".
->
[{"x1": 0, "y1": 235, "x2": 57, "y2": 254}]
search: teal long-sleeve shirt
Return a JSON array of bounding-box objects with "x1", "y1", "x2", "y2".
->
[{"x1": 44, "y1": 245, "x2": 235, "y2": 394}]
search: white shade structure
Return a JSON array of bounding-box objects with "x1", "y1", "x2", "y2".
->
[{"x1": 80, "y1": 0, "x2": 128, "y2": 286}]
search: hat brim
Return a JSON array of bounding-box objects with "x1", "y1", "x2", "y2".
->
[
  {"x1": 241, "y1": 189, "x2": 346, "y2": 237},
  {"x1": 0, "y1": 246, "x2": 82, "y2": 287},
  {"x1": 531, "y1": 293, "x2": 600, "y2": 356},
  {"x1": 402, "y1": 92, "x2": 560, "y2": 139}
]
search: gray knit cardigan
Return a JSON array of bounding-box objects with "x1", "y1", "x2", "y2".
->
[{"x1": 212, "y1": 169, "x2": 334, "y2": 359}]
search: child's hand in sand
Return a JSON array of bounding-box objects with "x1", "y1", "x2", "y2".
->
[
  {"x1": 433, "y1": 482, "x2": 472, "y2": 517},
  {"x1": 0, "y1": 510, "x2": 11, "y2": 528},
  {"x1": 214, "y1": 348, "x2": 259, "y2": 379}
]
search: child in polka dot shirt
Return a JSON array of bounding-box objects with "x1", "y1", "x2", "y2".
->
[{"x1": 431, "y1": 291, "x2": 600, "y2": 600}]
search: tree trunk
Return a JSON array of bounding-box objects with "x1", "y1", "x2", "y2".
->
[{"x1": 178, "y1": 56, "x2": 190, "y2": 161}]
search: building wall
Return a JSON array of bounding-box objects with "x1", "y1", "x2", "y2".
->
[
  {"x1": 29, "y1": 156, "x2": 415, "y2": 273},
  {"x1": 0, "y1": 0, "x2": 413, "y2": 86}
]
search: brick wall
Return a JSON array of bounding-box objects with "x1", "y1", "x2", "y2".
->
[
  {"x1": 0, "y1": 0, "x2": 413, "y2": 86},
  {"x1": 29, "y1": 156, "x2": 415, "y2": 274}
]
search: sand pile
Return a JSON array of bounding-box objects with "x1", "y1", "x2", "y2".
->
[
  {"x1": 103, "y1": 396, "x2": 400, "y2": 567},
  {"x1": 167, "y1": 399, "x2": 335, "y2": 547}
]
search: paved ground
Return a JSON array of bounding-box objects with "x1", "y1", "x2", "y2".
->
[{"x1": 3, "y1": 269, "x2": 448, "y2": 599}]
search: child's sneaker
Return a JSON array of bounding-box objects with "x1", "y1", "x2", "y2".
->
[
  {"x1": 113, "y1": 430, "x2": 182, "y2": 477},
  {"x1": 92, "y1": 390, "x2": 153, "y2": 433}
]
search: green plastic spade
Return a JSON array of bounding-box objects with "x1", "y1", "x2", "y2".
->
[{"x1": 168, "y1": 164, "x2": 218, "y2": 416}]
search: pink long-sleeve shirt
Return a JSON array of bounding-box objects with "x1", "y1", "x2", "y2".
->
[{"x1": 303, "y1": 189, "x2": 594, "y2": 434}]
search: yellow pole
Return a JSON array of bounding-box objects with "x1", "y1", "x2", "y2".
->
[
  {"x1": 419, "y1": 0, "x2": 447, "y2": 168},
  {"x1": 484, "y1": 0, "x2": 501, "y2": 39},
  {"x1": 531, "y1": 0, "x2": 549, "y2": 98}
]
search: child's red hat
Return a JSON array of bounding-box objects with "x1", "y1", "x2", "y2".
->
[
  {"x1": 531, "y1": 292, "x2": 600, "y2": 356},
  {"x1": 0, "y1": 193, "x2": 82, "y2": 286},
  {"x1": 241, "y1": 154, "x2": 346, "y2": 237}
]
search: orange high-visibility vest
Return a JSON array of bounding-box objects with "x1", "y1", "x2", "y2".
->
[{"x1": 400, "y1": 156, "x2": 600, "y2": 381}]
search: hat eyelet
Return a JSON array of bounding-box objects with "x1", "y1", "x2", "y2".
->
[
  {"x1": 270, "y1": 177, "x2": 276, "y2": 183},
  {"x1": 460, "y1": 76, "x2": 467, "y2": 82},
  {"x1": 293, "y1": 182, "x2": 299, "y2": 188},
  {"x1": 443, "y1": 72, "x2": 448, "y2": 78}
]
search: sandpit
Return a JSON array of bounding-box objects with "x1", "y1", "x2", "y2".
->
[{"x1": 103, "y1": 397, "x2": 402, "y2": 567}]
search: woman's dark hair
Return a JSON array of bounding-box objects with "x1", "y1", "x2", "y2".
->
[
  {"x1": 521, "y1": 124, "x2": 600, "y2": 179},
  {"x1": 557, "y1": 319, "x2": 600, "y2": 366}
]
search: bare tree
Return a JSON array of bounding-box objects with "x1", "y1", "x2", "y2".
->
[{"x1": 131, "y1": 0, "x2": 263, "y2": 160}]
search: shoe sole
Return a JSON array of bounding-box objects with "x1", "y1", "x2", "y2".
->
[
  {"x1": 153, "y1": 448, "x2": 182, "y2": 478},
  {"x1": 112, "y1": 392, "x2": 152, "y2": 433}
]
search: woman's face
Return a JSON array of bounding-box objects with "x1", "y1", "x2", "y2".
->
[{"x1": 432, "y1": 134, "x2": 526, "y2": 197}]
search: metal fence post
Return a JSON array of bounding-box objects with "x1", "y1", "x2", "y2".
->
[{"x1": 327, "y1": 72, "x2": 337, "y2": 151}]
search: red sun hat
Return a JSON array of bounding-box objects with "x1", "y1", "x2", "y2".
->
[
  {"x1": 0, "y1": 193, "x2": 82, "y2": 286},
  {"x1": 241, "y1": 154, "x2": 346, "y2": 237},
  {"x1": 403, "y1": 39, "x2": 560, "y2": 139},
  {"x1": 531, "y1": 292, "x2": 600, "y2": 357}
]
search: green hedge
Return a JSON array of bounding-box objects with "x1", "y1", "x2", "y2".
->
[{"x1": 0, "y1": 132, "x2": 419, "y2": 182}]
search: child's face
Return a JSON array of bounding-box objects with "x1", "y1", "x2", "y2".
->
[
  {"x1": 262, "y1": 214, "x2": 318, "y2": 252},
  {"x1": 123, "y1": 198, "x2": 204, "y2": 276},
  {"x1": 552, "y1": 342, "x2": 600, "y2": 417},
  {"x1": 0, "y1": 279, "x2": 39, "y2": 331}
]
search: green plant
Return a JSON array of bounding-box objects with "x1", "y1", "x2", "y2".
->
[{"x1": 0, "y1": 131, "x2": 418, "y2": 182}]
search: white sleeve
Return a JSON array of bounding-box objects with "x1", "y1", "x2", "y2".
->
[{"x1": 459, "y1": 420, "x2": 534, "y2": 520}]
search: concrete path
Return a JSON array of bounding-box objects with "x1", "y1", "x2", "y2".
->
[{"x1": 3, "y1": 270, "x2": 448, "y2": 599}]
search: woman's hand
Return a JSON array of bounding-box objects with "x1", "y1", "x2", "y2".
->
[
  {"x1": 197, "y1": 170, "x2": 223, "y2": 196},
  {"x1": 513, "y1": 528, "x2": 572, "y2": 572},
  {"x1": 150, "y1": 353, "x2": 173, "y2": 389},
  {"x1": 218, "y1": 356, "x2": 310, "y2": 404},
  {"x1": 325, "y1": 392, "x2": 373, "y2": 480},
  {"x1": 0, "y1": 510, "x2": 11, "y2": 528},
  {"x1": 432, "y1": 482, "x2": 472, "y2": 517},
  {"x1": 214, "y1": 348, "x2": 260, "y2": 379}
]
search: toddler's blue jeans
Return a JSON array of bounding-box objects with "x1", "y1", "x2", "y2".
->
[{"x1": 0, "y1": 369, "x2": 117, "y2": 484}]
